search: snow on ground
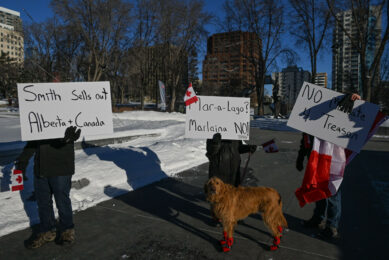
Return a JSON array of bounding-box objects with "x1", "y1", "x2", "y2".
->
[{"x1": 0, "y1": 111, "x2": 203, "y2": 237}]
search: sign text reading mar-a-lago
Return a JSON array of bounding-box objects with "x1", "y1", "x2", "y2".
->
[
  {"x1": 185, "y1": 96, "x2": 250, "y2": 140},
  {"x1": 17, "y1": 82, "x2": 113, "y2": 141},
  {"x1": 287, "y1": 82, "x2": 379, "y2": 152}
]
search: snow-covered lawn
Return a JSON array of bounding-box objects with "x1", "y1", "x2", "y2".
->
[{"x1": 0, "y1": 111, "x2": 206, "y2": 237}]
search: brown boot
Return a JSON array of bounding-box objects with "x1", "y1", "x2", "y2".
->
[
  {"x1": 58, "y1": 229, "x2": 75, "y2": 245},
  {"x1": 26, "y1": 230, "x2": 56, "y2": 249}
]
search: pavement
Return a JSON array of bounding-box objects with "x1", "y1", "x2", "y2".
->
[{"x1": 0, "y1": 128, "x2": 389, "y2": 260}]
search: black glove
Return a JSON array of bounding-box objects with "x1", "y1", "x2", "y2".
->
[
  {"x1": 296, "y1": 156, "x2": 304, "y2": 171},
  {"x1": 212, "y1": 133, "x2": 222, "y2": 143},
  {"x1": 15, "y1": 161, "x2": 28, "y2": 181},
  {"x1": 249, "y1": 145, "x2": 257, "y2": 153},
  {"x1": 64, "y1": 126, "x2": 81, "y2": 143},
  {"x1": 337, "y1": 94, "x2": 354, "y2": 113}
]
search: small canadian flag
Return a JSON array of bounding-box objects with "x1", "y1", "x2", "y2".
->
[
  {"x1": 261, "y1": 139, "x2": 279, "y2": 153},
  {"x1": 11, "y1": 169, "x2": 24, "y2": 191},
  {"x1": 184, "y1": 83, "x2": 198, "y2": 106}
]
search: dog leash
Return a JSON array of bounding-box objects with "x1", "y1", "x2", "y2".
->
[{"x1": 240, "y1": 152, "x2": 252, "y2": 184}]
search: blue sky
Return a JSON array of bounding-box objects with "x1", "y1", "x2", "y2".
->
[{"x1": 1, "y1": 0, "x2": 333, "y2": 90}]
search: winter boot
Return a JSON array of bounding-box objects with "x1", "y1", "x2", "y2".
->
[
  {"x1": 303, "y1": 217, "x2": 326, "y2": 229},
  {"x1": 57, "y1": 228, "x2": 75, "y2": 245},
  {"x1": 319, "y1": 226, "x2": 340, "y2": 240},
  {"x1": 25, "y1": 230, "x2": 56, "y2": 249}
]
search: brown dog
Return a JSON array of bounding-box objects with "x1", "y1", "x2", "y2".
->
[{"x1": 204, "y1": 177, "x2": 288, "y2": 252}]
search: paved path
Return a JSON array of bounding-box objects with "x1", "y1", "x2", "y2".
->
[{"x1": 0, "y1": 129, "x2": 388, "y2": 260}]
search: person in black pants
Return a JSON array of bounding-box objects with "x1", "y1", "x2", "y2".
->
[{"x1": 15, "y1": 126, "x2": 81, "y2": 249}]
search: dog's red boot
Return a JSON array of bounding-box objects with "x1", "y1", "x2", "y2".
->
[
  {"x1": 278, "y1": 226, "x2": 284, "y2": 238},
  {"x1": 219, "y1": 231, "x2": 228, "y2": 246},
  {"x1": 222, "y1": 237, "x2": 233, "y2": 252},
  {"x1": 269, "y1": 236, "x2": 280, "y2": 251}
]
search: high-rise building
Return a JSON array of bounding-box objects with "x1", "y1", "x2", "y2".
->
[
  {"x1": 331, "y1": 6, "x2": 381, "y2": 94},
  {"x1": 202, "y1": 31, "x2": 262, "y2": 95},
  {"x1": 272, "y1": 65, "x2": 311, "y2": 110},
  {"x1": 0, "y1": 6, "x2": 24, "y2": 63},
  {"x1": 314, "y1": 72, "x2": 328, "y2": 88}
]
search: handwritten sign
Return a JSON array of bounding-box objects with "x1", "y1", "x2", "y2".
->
[
  {"x1": 287, "y1": 82, "x2": 379, "y2": 152},
  {"x1": 17, "y1": 82, "x2": 113, "y2": 141},
  {"x1": 185, "y1": 96, "x2": 250, "y2": 140}
]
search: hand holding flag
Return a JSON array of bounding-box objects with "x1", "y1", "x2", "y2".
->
[{"x1": 184, "y1": 83, "x2": 198, "y2": 106}]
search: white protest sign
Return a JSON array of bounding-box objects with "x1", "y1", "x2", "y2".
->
[
  {"x1": 185, "y1": 96, "x2": 250, "y2": 140},
  {"x1": 17, "y1": 82, "x2": 113, "y2": 141},
  {"x1": 287, "y1": 82, "x2": 379, "y2": 152}
]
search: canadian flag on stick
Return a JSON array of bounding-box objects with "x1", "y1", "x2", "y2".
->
[
  {"x1": 184, "y1": 83, "x2": 198, "y2": 106},
  {"x1": 11, "y1": 169, "x2": 24, "y2": 191},
  {"x1": 261, "y1": 139, "x2": 279, "y2": 153}
]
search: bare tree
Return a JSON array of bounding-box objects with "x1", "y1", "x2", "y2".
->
[
  {"x1": 327, "y1": 0, "x2": 389, "y2": 101},
  {"x1": 0, "y1": 52, "x2": 21, "y2": 99},
  {"x1": 222, "y1": 0, "x2": 296, "y2": 115},
  {"x1": 51, "y1": 0, "x2": 133, "y2": 81},
  {"x1": 289, "y1": 0, "x2": 332, "y2": 83},
  {"x1": 155, "y1": 0, "x2": 211, "y2": 111}
]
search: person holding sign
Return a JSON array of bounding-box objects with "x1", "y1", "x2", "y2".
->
[
  {"x1": 15, "y1": 126, "x2": 81, "y2": 249},
  {"x1": 295, "y1": 93, "x2": 361, "y2": 240}
]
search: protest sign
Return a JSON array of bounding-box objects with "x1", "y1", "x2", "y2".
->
[
  {"x1": 17, "y1": 82, "x2": 113, "y2": 141},
  {"x1": 287, "y1": 82, "x2": 379, "y2": 152},
  {"x1": 185, "y1": 96, "x2": 250, "y2": 140}
]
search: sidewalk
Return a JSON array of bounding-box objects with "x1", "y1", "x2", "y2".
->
[{"x1": 0, "y1": 129, "x2": 388, "y2": 260}]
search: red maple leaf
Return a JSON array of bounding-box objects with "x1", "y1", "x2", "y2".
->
[
  {"x1": 186, "y1": 90, "x2": 192, "y2": 97},
  {"x1": 16, "y1": 175, "x2": 22, "y2": 184}
]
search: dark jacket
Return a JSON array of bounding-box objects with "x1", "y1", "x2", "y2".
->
[
  {"x1": 206, "y1": 139, "x2": 252, "y2": 187},
  {"x1": 16, "y1": 139, "x2": 75, "y2": 177}
]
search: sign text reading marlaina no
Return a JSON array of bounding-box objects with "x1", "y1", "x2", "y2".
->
[
  {"x1": 185, "y1": 96, "x2": 250, "y2": 140},
  {"x1": 17, "y1": 82, "x2": 113, "y2": 141},
  {"x1": 287, "y1": 82, "x2": 379, "y2": 152}
]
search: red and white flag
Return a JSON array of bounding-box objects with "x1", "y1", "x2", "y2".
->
[
  {"x1": 295, "y1": 137, "x2": 346, "y2": 207},
  {"x1": 184, "y1": 83, "x2": 198, "y2": 106},
  {"x1": 11, "y1": 169, "x2": 24, "y2": 192},
  {"x1": 261, "y1": 139, "x2": 278, "y2": 153},
  {"x1": 295, "y1": 111, "x2": 388, "y2": 207}
]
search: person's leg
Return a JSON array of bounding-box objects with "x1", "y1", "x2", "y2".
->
[
  {"x1": 50, "y1": 175, "x2": 74, "y2": 232},
  {"x1": 326, "y1": 190, "x2": 341, "y2": 229},
  {"x1": 26, "y1": 175, "x2": 56, "y2": 248},
  {"x1": 34, "y1": 175, "x2": 56, "y2": 232},
  {"x1": 304, "y1": 199, "x2": 327, "y2": 228},
  {"x1": 319, "y1": 190, "x2": 341, "y2": 239}
]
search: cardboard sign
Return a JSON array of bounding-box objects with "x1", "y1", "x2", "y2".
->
[
  {"x1": 17, "y1": 82, "x2": 113, "y2": 141},
  {"x1": 287, "y1": 82, "x2": 379, "y2": 152},
  {"x1": 185, "y1": 96, "x2": 250, "y2": 140}
]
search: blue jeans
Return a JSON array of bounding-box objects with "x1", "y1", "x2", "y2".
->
[
  {"x1": 34, "y1": 175, "x2": 74, "y2": 233},
  {"x1": 313, "y1": 190, "x2": 341, "y2": 229}
]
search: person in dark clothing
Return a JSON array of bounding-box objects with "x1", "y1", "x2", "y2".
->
[
  {"x1": 206, "y1": 133, "x2": 257, "y2": 187},
  {"x1": 295, "y1": 93, "x2": 361, "y2": 239},
  {"x1": 15, "y1": 126, "x2": 81, "y2": 249}
]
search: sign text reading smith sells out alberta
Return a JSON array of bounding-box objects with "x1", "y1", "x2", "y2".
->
[{"x1": 17, "y1": 82, "x2": 113, "y2": 141}]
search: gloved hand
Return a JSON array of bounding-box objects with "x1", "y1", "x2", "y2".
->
[
  {"x1": 14, "y1": 161, "x2": 28, "y2": 181},
  {"x1": 249, "y1": 145, "x2": 257, "y2": 153},
  {"x1": 337, "y1": 93, "x2": 354, "y2": 113},
  {"x1": 296, "y1": 156, "x2": 304, "y2": 171},
  {"x1": 212, "y1": 133, "x2": 222, "y2": 143},
  {"x1": 64, "y1": 126, "x2": 81, "y2": 143}
]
